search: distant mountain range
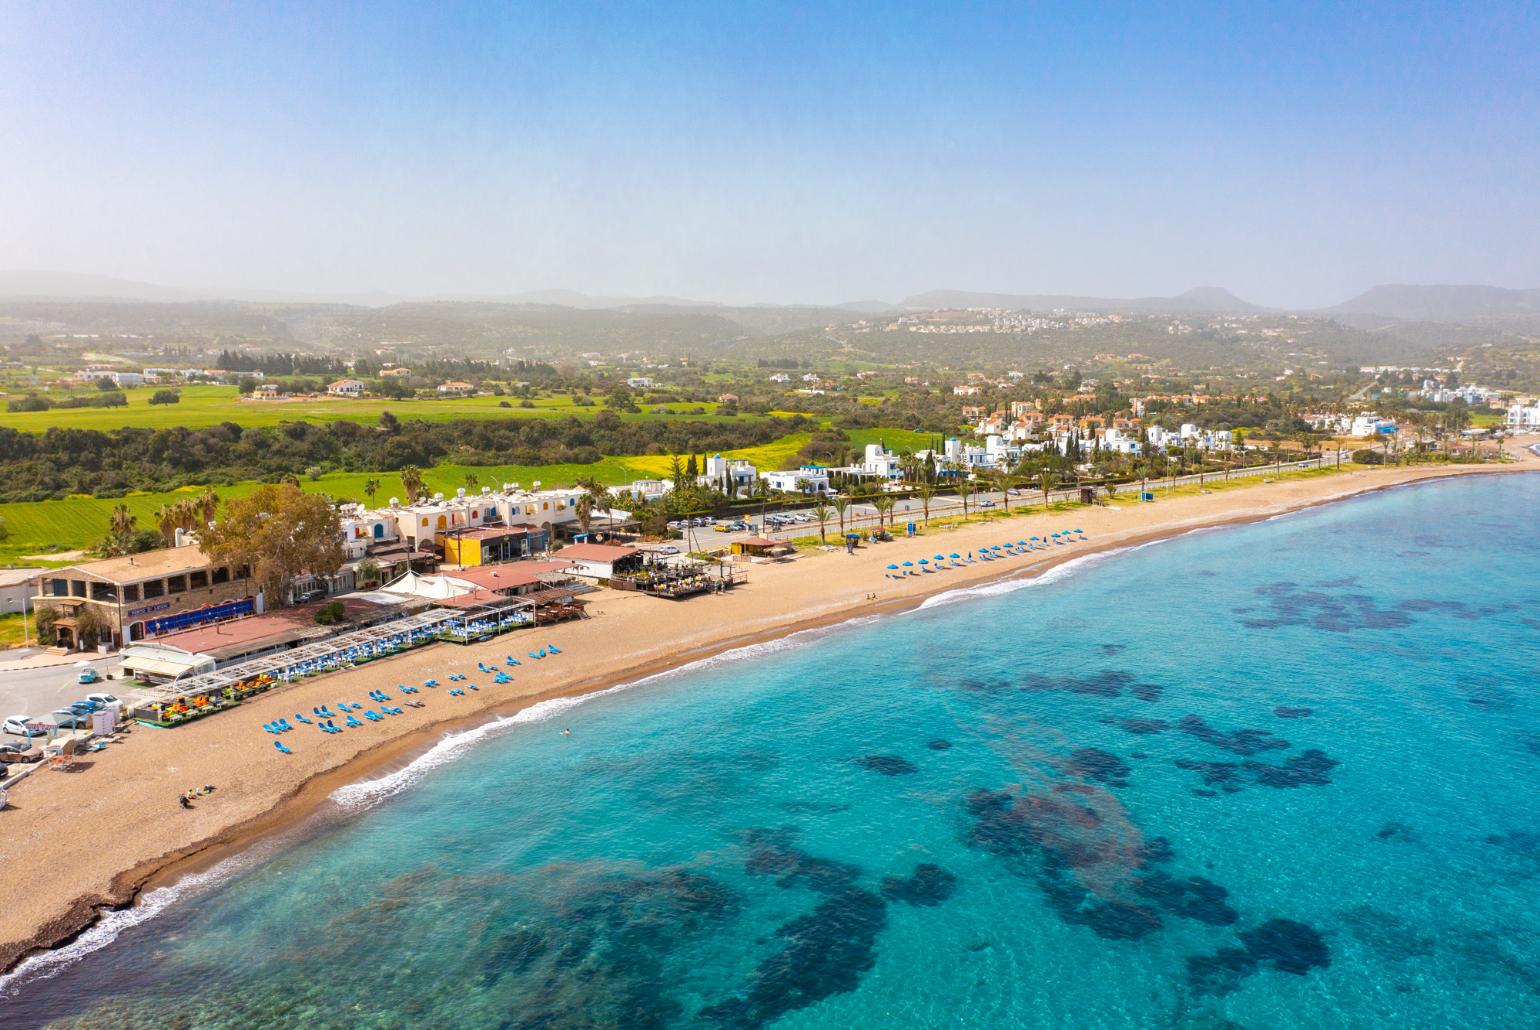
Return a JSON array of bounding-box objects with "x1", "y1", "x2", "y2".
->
[
  {"x1": 1, "y1": 270, "x2": 1535, "y2": 322},
  {"x1": 1325, "y1": 284, "x2": 1540, "y2": 321}
]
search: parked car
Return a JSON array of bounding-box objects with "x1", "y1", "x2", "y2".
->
[
  {"x1": 980, "y1": 499, "x2": 996, "y2": 508},
  {"x1": 655, "y1": 544, "x2": 681, "y2": 555},
  {"x1": 3, "y1": 715, "x2": 47, "y2": 738},
  {"x1": 51, "y1": 710, "x2": 89, "y2": 730},
  {"x1": 78, "y1": 667, "x2": 100, "y2": 685},
  {"x1": 67, "y1": 700, "x2": 101, "y2": 716},
  {"x1": 0, "y1": 742, "x2": 39, "y2": 764},
  {"x1": 85, "y1": 693, "x2": 121, "y2": 709}
]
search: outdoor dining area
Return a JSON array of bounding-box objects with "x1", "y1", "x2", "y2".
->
[{"x1": 610, "y1": 556, "x2": 742, "y2": 599}]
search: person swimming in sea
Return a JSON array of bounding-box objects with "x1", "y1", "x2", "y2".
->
[{"x1": 562, "y1": 727, "x2": 571, "y2": 737}]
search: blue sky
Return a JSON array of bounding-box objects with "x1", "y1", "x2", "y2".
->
[{"x1": 1, "y1": 1, "x2": 1536, "y2": 307}]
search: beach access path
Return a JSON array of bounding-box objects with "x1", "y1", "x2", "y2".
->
[{"x1": 0, "y1": 451, "x2": 1534, "y2": 974}]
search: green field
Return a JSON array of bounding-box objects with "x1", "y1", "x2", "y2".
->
[
  {"x1": 0, "y1": 384, "x2": 753, "y2": 432},
  {"x1": 0, "y1": 427, "x2": 934, "y2": 560}
]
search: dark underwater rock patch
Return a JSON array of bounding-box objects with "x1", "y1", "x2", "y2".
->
[
  {"x1": 1017, "y1": 668, "x2": 1163, "y2": 701},
  {"x1": 701, "y1": 887, "x2": 887, "y2": 1029},
  {"x1": 742, "y1": 828, "x2": 862, "y2": 894},
  {"x1": 1134, "y1": 871, "x2": 1238, "y2": 926},
  {"x1": 1179, "y1": 715, "x2": 1290, "y2": 756},
  {"x1": 854, "y1": 754, "x2": 918, "y2": 776},
  {"x1": 1248, "y1": 749, "x2": 1338, "y2": 788},
  {"x1": 1176, "y1": 748, "x2": 1338, "y2": 793},
  {"x1": 1375, "y1": 821, "x2": 1420, "y2": 843},
  {"x1": 1461, "y1": 684, "x2": 1515, "y2": 711},
  {"x1": 926, "y1": 738, "x2": 953, "y2": 751},
  {"x1": 1102, "y1": 716, "x2": 1170, "y2": 736},
  {"x1": 880, "y1": 863, "x2": 958, "y2": 907},
  {"x1": 1484, "y1": 830, "x2": 1540, "y2": 862},
  {"x1": 1273, "y1": 706, "x2": 1313, "y2": 719},
  {"x1": 1240, "y1": 918, "x2": 1331, "y2": 974},
  {"x1": 1340, "y1": 905, "x2": 1435, "y2": 960},
  {"x1": 1395, "y1": 598, "x2": 1513, "y2": 621},
  {"x1": 1243, "y1": 581, "x2": 1414, "y2": 633},
  {"x1": 1187, "y1": 918, "x2": 1331, "y2": 996},
  {"x1": 1065, "y1": 747, "x2": 1132, "y2": 788},
  {"x1": 1099, "y1": 643, "x2": 1127, "y2": 655}
]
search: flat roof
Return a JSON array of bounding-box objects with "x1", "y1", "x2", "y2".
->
[
  {"x1": 52, "y1": 546, "x2": 214, "y2": 584},
  {"x1": 0, "y1": 567, "x2": 45, "y2": 588},
  {"x1": 557, "y1": 543, "x2": 641, "y2": 562},
  {"x1": 150, "y1": 597, "x2": 392, "y2": 655},
  {"x1": 449, "y1": 526, "x2": 537, "y2": 541}
]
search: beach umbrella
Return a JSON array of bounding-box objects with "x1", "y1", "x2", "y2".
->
[
  {"x1": 1030, "y1": 536, "x2": 1038, "y2": 541},
  {"x1": 934, "y1": 555, "x2": 946, "y2": 561},
  {"x1": 902, "y1": 561, "x2": 913, "y2": 567},
  {"x1": 949, "y1": 553, "x2": 960, "y2": 559},
  {"x1": 887, "y1": 563, "x2": 899, "y2": 570},
  {"x1": 1017, "y1": 540, "x2": 1027, "y2": 546},
  {"x1": 919, "y1": 558, "x2": 929, "y2": 564}
]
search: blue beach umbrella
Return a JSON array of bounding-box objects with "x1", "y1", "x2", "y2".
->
[
  {"x1": 1017, "y1": 540, "x2": 1027, "y2": 546},
  {"x1": 919, "y1": 558, "x2": 929, "y2": 564},
  {"x1": 887, "y1": 563, "x2": 899, "y2": 570},
  {"x1": 949, "y1": 553, "x2": 960, "y2": 559},
  {"x1": 902, "y1": 561, "x2": 914, "y2": 567},
  {"x1": 934, "y1": 555, "x2": 946, "y2": 561}
]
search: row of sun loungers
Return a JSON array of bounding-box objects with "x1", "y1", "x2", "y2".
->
[
  {"x1": 882, "y1": 530, "x2": 1089, "y2": 579},
  {"x1": 268, "y1": 644, "x2": 565, "y2": 754}
]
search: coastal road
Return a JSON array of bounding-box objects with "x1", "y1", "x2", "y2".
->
[{"x1": 726, "y1": 456, "x2": 1329, "y2": 544}]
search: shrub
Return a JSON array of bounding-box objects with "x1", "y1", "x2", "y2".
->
[
  {"x1": 1352, "y1": 449, "x2": 1384, "y2": 465},
  {"x1": 313, "y1": 601, "x2": 346, "y2": 625},
  {"x1": 148, "y1": 389, "x2": 181, "y2": 405}
]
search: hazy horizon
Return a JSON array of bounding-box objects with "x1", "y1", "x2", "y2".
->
[{"x1": 2, "y1": 2, "x2": 1537, "y2": 309}]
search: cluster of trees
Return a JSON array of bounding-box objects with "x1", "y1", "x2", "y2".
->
[
  {"x1": 7, "y1": 390, "x2": 128, "y2": 412},
  {"x1": 0, "y1": 412, "x2": 814, "y2": 502}
]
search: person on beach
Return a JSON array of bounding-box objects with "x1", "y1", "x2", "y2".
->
[{"x1": 178, "y1": 794, "x2": 192, "y2": 809}]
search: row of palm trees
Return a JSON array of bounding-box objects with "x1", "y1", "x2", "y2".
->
[
  {"x1": 804, "y1": 468, "x2": 1069, "y2": 544},
  {"x1": 102, "y1": 489, "x2": 221, "y2": 556}
]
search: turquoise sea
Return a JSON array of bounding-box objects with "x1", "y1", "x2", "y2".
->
[{"x1": 4, "y1": 474, "x2": 1539, "y2": 1029}]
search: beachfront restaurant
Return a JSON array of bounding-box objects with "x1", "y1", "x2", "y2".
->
[
  {"x1": 557, "y1": 543, "x2": 645, "y2": 582},
  {"x1": 32, "y1": 547, "x2": 256, "y2": 650}
]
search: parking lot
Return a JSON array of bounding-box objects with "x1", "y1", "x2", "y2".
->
[{"x1": 0, "y1": 654, "x2": 139, "y2": 743}]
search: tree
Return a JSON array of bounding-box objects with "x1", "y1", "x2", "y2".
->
[
  {"x1": 74, "y1": 604, "x2": 111, "y2": 649},
  {"x1": 148, "y1": 389, "x2": 181, "y2": 405},
  {"x1": 916, "y1": 484, "x2": 936, "y2": 525},
  {"x1": 464, "y1": 472, "x2": 480, "y2": 493},
  {"x1": 199, "y1": 483, "x2": 345, "y2": 607},
  {"x1": 873, "y1": 495, "x2": 894, "y2": 533},
  {"x1": 832, "y1": 495, "x2": 850, "y2": 538},
  {"x1": 669, "y1": 455, "x2": 687, "y2": 491},
  {"x1": 399, "y1": 466, "x2": 425, "y2": 502},
  {"x1": 813, "y1": 500, "x2": 832, "y2": 544},
  {"x1": 955, "y1": 475, "x2": 972, "y2": 520},
  {"x1": 105, "y1": 504, "x2": 137, "y2": 556},
  {"x1": 574, "y1": 476, "x2": 610, "y2": 538},
  {"x1": 363, "y1": 478, "x2": 381, "y2": 506},
  {"x1": 356, "y1": 557, "x2": 381, "y2": 588},
  {"x1": 1038, "y1": 469, "x2": 1060, "y2": 516},
  {"x1": 994, "y1": 470, "x2": 1013, "y2": 514}
]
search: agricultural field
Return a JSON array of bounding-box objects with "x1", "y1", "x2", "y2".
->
[
  {"x1": 0, "y1": 384, "x2": 747, "y2": 432},
  {"x1": 0, "y1": 427, "x2": 933, "y2": 561}
]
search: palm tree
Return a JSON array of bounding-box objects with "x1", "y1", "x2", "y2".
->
[
  {"x1": 155, "y1": 504, "x2": 178, "y2": 544},
  {"x1": 464, "y1": 472, "x2": 480, "y2": 493},
  {"x1": 108, "y1": 504, "x2": 137, "y2": 553},
  {"x1": 363, "y1": 477, "x2": 381, "y2": 506},
  {"x1": 915, "y1": 484, "x2": 936, "y2": 525},
  {"x1": 873, "y1": 495, "x2": 894, "y2": 533},
  {"x1": 832, "y1": 495, "x2": 850, "y2": 538},
  {"x1": 399, "y1": 466, "x2": 425, "y2": 502},
  {"x1": 955, "y1": 476, "x2": 972, "y2": 520},
  {"x1": 195, "y1": 490, "x2": 220, "y2": 530},
  {"x1": 813, "y1": 500, "x2": 833, "y2": 544},
  {"x1": 994, "y1": 470, "x2": 1013, "y2": 514},
  {"x1": 1038, "y1": 469, "x2": 1060, "y2": 516}
]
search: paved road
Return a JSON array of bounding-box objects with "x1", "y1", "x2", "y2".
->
[
  {"x1": 0, "y1": 655, "x2": 125, "y2": 736},
  {"x1": 702, "y1": 457, "x2": 1329, "y2": 544}
]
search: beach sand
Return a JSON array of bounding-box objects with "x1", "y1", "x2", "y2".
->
[{"x1": 1, "y1": 454, "x2": 1533, "y2": 973}]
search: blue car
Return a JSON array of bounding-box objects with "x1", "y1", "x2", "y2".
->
[{"x1": 68, "y1": 700, "x2": 101, "y2": 716}]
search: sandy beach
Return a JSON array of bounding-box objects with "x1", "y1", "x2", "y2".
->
[{"x1": 1, "y1": 453, "x2": 1534, "y2": 975}]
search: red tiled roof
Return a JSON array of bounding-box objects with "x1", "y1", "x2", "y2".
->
[{"x1": 449, "y1": 560, "x2": 567, "y2": 591}]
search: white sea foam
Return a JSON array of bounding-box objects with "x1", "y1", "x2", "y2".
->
[
  {"x1": 330, "y1": 612, "x2": 884, "y2": 813},
  {"x1": 0, "y1": 842, "x2": 275, "y2": 998}
]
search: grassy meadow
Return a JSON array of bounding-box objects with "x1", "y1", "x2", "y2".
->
[{"x1": 0, "y1": 426, "x2": 934, "y2": 561}]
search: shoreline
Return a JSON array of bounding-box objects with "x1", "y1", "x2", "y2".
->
[{"x1": 3, "y1": 457, "x2": 1535, "y2": 980}]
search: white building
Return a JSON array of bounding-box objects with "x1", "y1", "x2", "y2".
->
[
  {"x1": 327, "y1": 379, "x2": 366, "y2": 397},
  {"x1": 626, "y1": 377, "x2": 654, "y2": 389},
  {"x1": 1506, "y1": 402, "x2": 1540, "y2": 429},
  {"x1": 618, "y1": 479, "x2": 673, "y2": 503},
  {"x1": 762, "y1": 466, "x2": 833, "y2": 494},
  {"x1": 699, "y1": 454, "x2": 758, "y2": 497}
]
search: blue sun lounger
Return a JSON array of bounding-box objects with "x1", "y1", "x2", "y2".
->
[{"x1": 275, "y1": 741, "x2": 293, "y2": 754}]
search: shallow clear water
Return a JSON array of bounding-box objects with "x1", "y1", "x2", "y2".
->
[{"x1": 6, "y1": 475, "x2": 1540, "y2": 1029}]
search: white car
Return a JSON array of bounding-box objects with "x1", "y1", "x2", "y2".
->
[
  {"x1": 86, "y1": 692, "x2": 121, "y2": 708},
  {"x1": 655, "y1": 544, "x2": 681, "y2": 555},
  {"x1": 3, "y1": 715, "x2": 46, "y2": 738}
]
